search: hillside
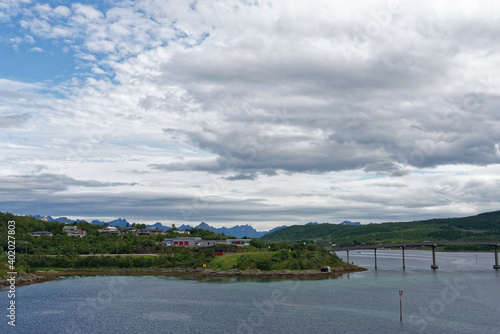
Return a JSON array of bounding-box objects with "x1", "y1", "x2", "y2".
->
[
  {"x1": 261, "y1": 210, "x2": 500, "y2": 246},
  {"x1": 29, "y1": 215, "x2": 287, "y2": 238},
  {"x1": 0, "y1": 212, "x2": 231, "y2": 255},
  {"x1": 0, "y1": 211, "x2": 356, "y2": 276}
]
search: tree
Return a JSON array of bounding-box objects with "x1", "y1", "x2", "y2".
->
[{"x1": 250, "y1": 238, "x2": 265, "y2": 249}]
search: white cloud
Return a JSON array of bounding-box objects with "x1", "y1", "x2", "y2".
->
[
  {"x1": 54, "y1": 5, "x2": 71, "y2": 18},
  {"x1": 71, "y1": 3, "x2": 103, "y2": 23},
  {"x1": 29, "y1": 46, "x2": 44, "y2": 52},
  {"x1": 0, "y1": 0, "x2": 30, "y2": 22},
  {"x1": 2, "y1": 0, "x2": 500, "y2": 226}
]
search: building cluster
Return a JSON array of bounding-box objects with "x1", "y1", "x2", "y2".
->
[
  {"x1": 29, "y1": 225, "x2": 198, "y2": 238},
  {"x1": 163, "y1": 237, "x2": 251, "y2": 247},
  {"x1": 98, "y1": 226, "x2": 189, "y2": 236},
  {"x1": 62, "y1": 226, "x2": 87, "y2": 237},
  {"x1": 31, "y1": 226, "x2": 88, "y2": 237},
  {"x1": 29, "y1": 226, "x2": 249, "y2": 253}
]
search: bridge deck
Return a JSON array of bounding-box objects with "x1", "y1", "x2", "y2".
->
[{"x1": 332, "y1": 241, "x2": 500, "y2": 251}]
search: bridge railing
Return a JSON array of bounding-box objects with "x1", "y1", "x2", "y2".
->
[{"x1": 331, "y1": 241, "x2": 500, "y2": 270}]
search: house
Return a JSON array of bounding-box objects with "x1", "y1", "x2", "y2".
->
[
  {"x1": 62, "y1": 226, "x2": 77, "y2": 234},
  {"x1": 197, "y1": 239, "x2": 229, "y2": 247},
  {"x1": 30, "y1": 231, "x2": 53, "y2": 237},
  {"x1": 163, "y1": 237, "x2": 202, "y2": 247},
  {"x1": 195, "y1": 247, "x2": 225, "y2": 256},
  {"x1": 68, "y1": 228, "x2": 87, "y2": 237},
  {"x1": 146, "y1": 227, "x2": 166, "y2": 235},
  {"x1": 174, "y1": 230, "x2": 190, "y2": 235},
  {"x1": 98, "y1": 226, "x2": 120, "y2": 235},
  {"x1": 226, "y1": 239, "x2": 251, "y2": 246},
  {"x1": 136, "y1": 227, "x2": 165, "y2": 236},
  {"x1": 122, "y1": 226, "x2": 137, "y2": 233}
]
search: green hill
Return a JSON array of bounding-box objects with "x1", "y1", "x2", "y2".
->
[
  {"x1": 0, "y1": 211, "x2": 233, "y2": 255},
  {"x1": 261, "y1": 210, "x2": 500, "y2": 247},
  {"x1": 0, "y1": 212, "x2": 348, "y2": 273}
]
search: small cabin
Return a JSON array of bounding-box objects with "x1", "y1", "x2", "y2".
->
[{"x1": 194, "y1": 247, "x2": 226, "y2": 256}]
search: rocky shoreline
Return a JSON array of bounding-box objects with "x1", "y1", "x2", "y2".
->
[
  {"x1": 0, "y1": 270, "x2": 58, "y2": 287},
  {"x1": 0, "y1": 266, "x2": 367, "y2": 287},
  {"x1": 33, "y1": 265, "x2": 366, "y2": 279}
]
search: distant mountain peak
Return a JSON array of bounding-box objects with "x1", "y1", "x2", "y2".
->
[
  {"x1": 339, "y1": 220, "x2": 362, "y2": 226},
  {"x1": 190, "y1": 222, "x2": 286, "y2": 238}
]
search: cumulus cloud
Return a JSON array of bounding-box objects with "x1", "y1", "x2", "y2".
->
[
  {"x1": 1, "y1": 0, "x2": 500, "y2": 226},
  {"x1": 0, "y1": 113, "x2": 31, "y2": 128},
  {"x1": 0, "y1": 174, "x2": 137, "y2": 194}
]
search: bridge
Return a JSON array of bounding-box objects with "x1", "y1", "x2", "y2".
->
[{"x1": 332, "y1": 241, "x2": 500, "y2": 270}]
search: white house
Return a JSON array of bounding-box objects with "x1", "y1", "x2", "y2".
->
[
  {"x1": 197, "y1": 240, "x2": 229, "y2": 247},
  {"x1": 163, "y1": 237, "x2": 202, "y2": 247},
  {"x1": 136, "y1": 227, "x2": 165, "y2": 236},
  {"x1": 98, "y1": 226, "x2": 120, "y2": 234},
  {"x1": 68, "y1": 228, "x2": 87, "y2": 237},
  {"x1": 62, "y1": 226, "x2": 77, "y2": 234},
  {"x1": 31, "y1": 231, "x2": 53, "y2": 237},
  {"x1": 226, "y1": 239, "x2": 251, "y2": 246}
]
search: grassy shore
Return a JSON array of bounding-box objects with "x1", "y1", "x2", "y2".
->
[
  {"x1": 1, "y1": 243, "x2": 364, "y2": 286},
  {"x1": 29, "y1": 265, "x2": 366, "y2": 281}
]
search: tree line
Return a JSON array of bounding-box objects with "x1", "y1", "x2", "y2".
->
[{"x1": 0, "y1": 212, "x2": 235, "y2": 255}]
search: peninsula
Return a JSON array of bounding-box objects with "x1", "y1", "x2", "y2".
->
[{"x1": 0, "y1": 212, "x2": 363, "y2": 286}]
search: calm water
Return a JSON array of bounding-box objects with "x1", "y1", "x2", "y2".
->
[{"x1": 1, "y1": 250, "x2": 499, "y2": 334}]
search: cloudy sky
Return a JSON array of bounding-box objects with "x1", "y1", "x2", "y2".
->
[{"x1": 1, "y1": 0, "x2": 500, "y2": 229}]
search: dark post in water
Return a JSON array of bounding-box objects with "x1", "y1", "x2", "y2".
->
[
  {"x1": 402, "y1": 246, "x2": 405, "y2": 270},
  {"x1": 374, "y1": 248, "x2": 377, "y2": 269},
  {"x1": 494, "y1": 245, "x2": 500, "y2": 270},
  {"x1": 399, "y1": 290, "x2": 403, "y2": 321},
  {"x1": 431, "y1": 245, "x2": 438, "y2": 269}
]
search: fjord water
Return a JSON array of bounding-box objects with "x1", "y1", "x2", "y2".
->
[{"x1": 1, "y1": 250, "x2": 499, "y2": 334}]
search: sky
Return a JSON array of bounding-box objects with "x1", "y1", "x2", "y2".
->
[{"x1": 1, "y1": 0, "x2": 500, "y2": 230}]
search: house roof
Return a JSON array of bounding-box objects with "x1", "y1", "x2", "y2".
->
[
  {"x1": 165, "y1": 237, "x2": 202, "y2": 241},
  {"x1": 63, "y1": 226, "x2": 77, "y2": 230},
  {"x1": 72, "y1": 228, "x2": 86, "y2": 234}
]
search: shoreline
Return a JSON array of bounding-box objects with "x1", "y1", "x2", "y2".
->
[
  {"x1": 0, "y1": 270, "x2": 60, "y2": 287},
  {"x1": 1, "y1": 265, "x2": 366, "y2": 287}
]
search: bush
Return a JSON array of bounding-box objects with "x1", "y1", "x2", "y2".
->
[
  {"x1": 235, "y1": 254, "x2": 255, "y2": 269},
  {"x1": 255, "y1": 258, "x2": 272, "y2": 271}
]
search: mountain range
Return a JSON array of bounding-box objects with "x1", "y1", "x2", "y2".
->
[
  {"x1": 29, "y1": 215, "x2": 287, "y2": 238},
  {"x1": 28, "y1": 215, "x2": 370, "y2": 238}
]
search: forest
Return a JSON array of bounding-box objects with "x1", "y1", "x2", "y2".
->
[
  {"x1": 262, "y1": 210, "x2": 500, "y2": 249},
  {"x1": 0, "y1": 211, "x2": 233, "y2": 255}
]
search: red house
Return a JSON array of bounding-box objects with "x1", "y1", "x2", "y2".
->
[{"x1": 195, "y1": 247, "x2": 225, "y2": 256}]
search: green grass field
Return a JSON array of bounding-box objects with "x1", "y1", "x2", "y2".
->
[{"x1": 208, "y1": 252, "x2": 270, "y2": 270}]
